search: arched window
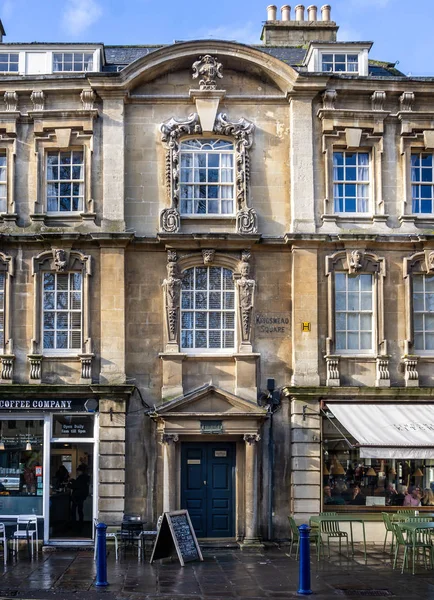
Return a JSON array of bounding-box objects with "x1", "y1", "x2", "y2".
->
[
  {"x1": 179, "y1": 139, "x2": 235, "y2": 215},
  {"x1": 181, "y1": 266, "x2": 235, "y2": 351}
]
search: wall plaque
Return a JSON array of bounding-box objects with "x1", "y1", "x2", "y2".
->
[
  {"x1": 255, "y1": 313, "x2": 291, "y2": 337},
  {"x1": 200, "y1": 420, "x2": 223, "y2": 434}
]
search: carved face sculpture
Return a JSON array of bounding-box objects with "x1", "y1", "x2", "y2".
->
[
  {"x1": 428, "y1": 252, "x2": 434, "y2": 272},
  {"x1": 350, "y1": 250, "x2": 363, "y2": 270},
  {"x1": 240, "y1": 262, "x2": 250, "y2": 278},
  {"x1": 166, "y1": 261, "x2": 179, "y2": 279}
]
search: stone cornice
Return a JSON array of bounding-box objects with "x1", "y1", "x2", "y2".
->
[
  {"x1": 0, "y1": 383, "x2": 134, "y2": 398},
  {"x1": 284, "y1": 385, "x2": 434, "y2": 400}
]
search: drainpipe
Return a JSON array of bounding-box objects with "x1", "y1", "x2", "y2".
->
[{"x1": 261, "y1": 379, "x2": 281, "y2": 542}]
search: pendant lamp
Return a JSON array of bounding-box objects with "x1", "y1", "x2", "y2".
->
[{"x1": 366, "y1": 467, "x2": 376, "y2": 477}]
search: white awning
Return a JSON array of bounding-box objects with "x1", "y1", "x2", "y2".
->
[{"x1": 327, "y1": 403, "x2": 434, "y2": 459}]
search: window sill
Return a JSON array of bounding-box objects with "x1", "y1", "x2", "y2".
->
[
  {"x1": 181, "y1": 215, "x2": 236, "y2": 220},
  {"x1": 30, "y1": 212, "x2": 96, "y2": 224},
  {"x1": 399, "y1": 214, "x2": 434, "y2": 224},
  {"x1": 322, "y1": 214, "x2": 388, "y2": 223},
  {"x1": 42, "y1": 354, "x2": 81, "y2": 360},
  {"x1": 332, "y1": 353, "x2": 376, "y2": 360}
]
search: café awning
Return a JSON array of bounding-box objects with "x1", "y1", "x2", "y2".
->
[{"x1": 327, "y1": 403, "x2": 434, "y2": 459}]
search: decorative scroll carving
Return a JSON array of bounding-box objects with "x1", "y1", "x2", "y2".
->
[
  {"x1": 376, "y1": 357, "x2": 390, "y2": 387},
  {"x1": 236, "y1": 207, "x2": 258, "y2": 234},
  {"x1": 403, "y1": 356, "x2": 419, "y2": 387},
  {"x1": 325, "y1": 356, "x2": 340, "y2": 387},
  {"x1": 28, "y1": 355, "x2": 42, "y2": 381},
  {"x1": 322, "y1": 89, "x2": 337, "y2": 110},
  {"x1": 163, "y1": 251, "x2": 182, "y2": 343},
  {"x1": 347, "y1": 249, "x2": 364, "y2": 273},
  {"x1": 162, "y1": 433, "x2": 179, "y2": 444},
  {"x1": 30, "y1": 90, "x2": 45, "y2": 111},
  {"x1": 79, "y1": 354, "x2": 93, "y2": 380},
  {"x1": 427, "y1": 251, "x2": 434, "y2": 273},
  {"x1": 160, "y1": 208, "x2": 180, "y2": 233},
  {"x1": 371, "y1": 91, "x2": 386, "y2": 112},
  {"x1": 4, "y1": 91, "x2": 18, "y2": 112},
  {"x1": 53, "y1": 249, "x2": 68, "y2": 272},
  {"x1": 243, "y1": 433, "x2": 260, "y2": 444},
  {"x1": 202, "y1": 249, "x2": 215, "y2": 265},
  {"x1": 80, "y1": 89, "x2": 96, "y2": 110},
  {"x1": 237, "y1": 252, "x2": 255, "y2": 343},
  {"x1": 400, "y1": 91, "x2": 415, "y2": 112},
  {"x1": 0, "y1": 356, "x2": 14, "y2": 380},
  {"x1": 192, "y1": 55, "x2": 223, "y2": 90}
]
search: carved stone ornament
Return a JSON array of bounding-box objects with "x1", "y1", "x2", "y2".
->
[
  {"x1": 162, "y1": 433, "x2": 179, "y2": 444},
  {"x1": 30, "y1": 90, "x2": 45, "y2": 111},
  {"x1": 371, "y1": 90, "x2": 386, "y2": 112},
  {"x1": 202, "y1": 249, "x2": 215, "y2": 265},
  {"x1": 162, "y1": 251, "x2": 182, "y2": 342},
  {"x1": 160, "y1": 111, "x2": 255, "y2": 234},
  {"x1": 0, "y1": 356, "x2": 14, "y2": 380},
  {"x1": 237, "y1": 208, "x2": 258, "y2": 234},
  {"x1": 322, "y1": 89, "x2": 337, "y2": 110},
  {"x1": 80, "y1": 89, "x2": 96, "y2": 110},
  {"x1": 243, "y1": 433, "x2": 260, "y2": 444},
  {"x1": 427, "y1": 251, "x2": 434, "y2": 273},
  {"x1": 53, "y1": 249, "x2": 68, "y2": 272},
  {"x1": 400, "y1": 91, "x2": 415, "y2": 112},
  {"x1": 237, "y1": 252, "x2": 255, "y2": 343},
  {"x1": 160, "y1": 208, "x2": 180, "y2": 233},
  {"x1": 192, "y1": 55, "x2": 223, "y2": 90},
  {"x1": 4, "y1": 91, "x2": 18, "y2": 112},
  {"x1": 347, "y1": 249, "x2": 364, "y2": 273},
  {"x1": 28, "y1": 355, "x2": 42, "y2": 381}
]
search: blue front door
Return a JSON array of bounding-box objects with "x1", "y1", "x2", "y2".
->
[{"x1": 181, "y1": 442, "x2": 235, "y2": 538}]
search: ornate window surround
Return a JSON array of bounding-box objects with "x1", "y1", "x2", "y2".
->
[
  {"x1": 318, "y1": 90, "x2": 389, "y2": 230},
  {"x1": 29, "y1": 248, "x2": 93, "y2": 383},
  {"x1": 0, "y1": 252, "x2": 14, "y2": 382},
  {"x1": 325, "y1": 249, "x2": 388, "y2": 387},
  {"x1": 162, "y1": 248, "x2": 256, "y2": 356},
  {"x1": 0, "y1": 103, "x2": 19, "y2": 223},
  {"x1": 402, "y1": 249, "x2": 434, "y2": 386},
  {"x1": 159, "y1": 113, "x2": 257, "y2": 235}
]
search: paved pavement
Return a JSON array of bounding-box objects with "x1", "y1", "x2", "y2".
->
[{"x1": 0, "y1": 544, "x2": 432, "y2": 599}]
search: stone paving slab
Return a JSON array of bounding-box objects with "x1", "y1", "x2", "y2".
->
[{"x1": 0, "y1": 545, "x2": 432, "y2": 599}]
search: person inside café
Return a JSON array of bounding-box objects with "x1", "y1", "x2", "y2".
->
[
  {"x1": 403, "y1": 486, "x2": 422, "y2": 507},
  {"x1": 347, "y1": 484, "x2": 366, "y2": 505},
  {"x1": 421, "y1": 488, "x2": 434, "y2": 506},
  {"x1": 323, "y1": 484, "x2": 345, "y2": 506}
]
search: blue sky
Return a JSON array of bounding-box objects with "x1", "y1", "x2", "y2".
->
[{"x1": 0, "y1": 0, "x2": 433, "y2": 76}]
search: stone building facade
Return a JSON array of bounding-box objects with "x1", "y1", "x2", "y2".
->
[{"x1": 0, "y1": 4, "x2": 433, "y2": 545}]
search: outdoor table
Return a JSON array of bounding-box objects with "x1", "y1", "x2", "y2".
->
[
  {"x1": 391, "y1": 512, "x2": 434, "y2": 522},
  {"x1": 0, "y1": 519, "x2": 19, "y2": 560},
  {"x1": 310, "y1": 515, "x2": 367, "y2": 563},
  {"x1": 397, "y1": 522, "x2": 434, "y2": 574}
]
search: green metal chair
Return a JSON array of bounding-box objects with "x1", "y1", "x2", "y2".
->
[
  {"x1": 287, "y1": 516, "x2": 319, "y2": 560},
  {"x1": 381, "y1": 512, "x2": 396, "y2": 553},
  {"x1": 319, "y1": 519, "x2": 349, "y2": 559},
  {"x1": 392, "y1": 524, "x2": 433, "y2": 575}
]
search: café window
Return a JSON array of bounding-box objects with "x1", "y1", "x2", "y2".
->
[
  {"x1": 52, "y1": 415, "x2": 94, "y2": 438},
  {"x1": 0, "y1": 419, "x2": 44, "y2": 516},
  {"x1": 322, "y1": 417, "x2": 434, "y2": 511}
]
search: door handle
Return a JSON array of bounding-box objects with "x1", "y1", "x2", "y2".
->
[{"x1": 203, "y1": 480, "x2": 207, "y2": 486}]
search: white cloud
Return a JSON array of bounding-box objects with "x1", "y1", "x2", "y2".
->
[
  {"x1": 338, "y1": 25, "x2": 363, "y2": 42},
  {"x1": 62, "y1": 0, "x2": 102, "y2": 36},
  {"x1": 190, "y1": 22, "x2": 259, "y2": 45}
]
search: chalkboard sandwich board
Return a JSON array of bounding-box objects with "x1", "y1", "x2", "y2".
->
[{"x1": 150, "y1": 510, "x2": 203, "y2": 566}]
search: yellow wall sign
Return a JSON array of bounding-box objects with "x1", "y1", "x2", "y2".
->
[{"x1": 302, "y1": 322, "x2": 311, "y2": 332}]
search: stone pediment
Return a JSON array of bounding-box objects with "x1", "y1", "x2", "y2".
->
[{"x1": 155, "y1": 384, "x2": 267, "y2": 418}]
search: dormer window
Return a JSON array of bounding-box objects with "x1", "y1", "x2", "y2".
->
[
  {"x1": 53, "y1": 52, "x2": 94, "y2": 73},
  {"x1": 322, "y1": 53, "x2": 359, "y2": 74},
  {"x1": 0, "y1": 53, "x2": 18, "y2": 73}
]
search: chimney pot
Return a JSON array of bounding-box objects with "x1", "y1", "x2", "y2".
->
[
  {"x1": 295, "y1": 4, "x2": 305, "y2": 20},
  {"x1": 267, "y1": 4, "x2": 278, "y2": 20},
  {"x1": 321, "y1": 4, "x2": 331, "y2": 21},
  {"x1": 281, "y1": 5, "x2": 291, "y2": 20},
  {"x1": 307, "y1": 5, "x2": 317, "y2": 20}
]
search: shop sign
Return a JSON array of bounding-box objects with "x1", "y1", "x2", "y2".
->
[
  {"x1": 200, "y1": 420, "x2": 223, "y2": 434},
  {"x1": 0, "y1": 399, "x2": 91, "y2": 411},
  {"x1": 255, "y1": 313, "x2": 291, "y2": 337}
]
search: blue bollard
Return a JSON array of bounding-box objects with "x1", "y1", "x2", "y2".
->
[
  {"x1": 95, "y1": 522, "x2": 109, "y2": 587},
  {"x1": 297, "y1": 524, "x2": 312, "y2": 596}
]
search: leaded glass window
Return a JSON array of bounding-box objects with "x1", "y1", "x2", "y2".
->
[
  {"x1": 335, "y1": 273, "x2": 373, "y2": 352},
  {"x1": 0, "y1": 152, "x2": 7, "y2": 213},
  {"x1": 42, "y1": 272, "x2": 82, "y2": 351},
  {"x1": 179, "y1": 139, "x2": 235, "y2": 215},
  {"x1": 53, "y1": 52, "x2": 94, "y2": 72},
  {"x1": 413, "y1": 274, "x2": 434, "y2": 351},
  {"x1": 46, "y1": 151, "x2": 84, "y2": 213},
  {"x1": 181, "y1": 266, "x2": 235, "y2": 351},
  {"x1": 333, "y1": 151, "x2": 369, "y2": 213},
  {"x1": 411, "y1": 153, "x2": 434, "y2": 214}
]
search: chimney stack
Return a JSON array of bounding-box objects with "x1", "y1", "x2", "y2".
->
[
  {"x1": 295, "y1": 4, "x2": 305, "y2": 21},
  {"x1": 261, "y1": 2, "x2": 338, "y2": 45},
  {"x1": 307, "y1": 5, "x2": 317, "y2": 21},
  {"x1": 281, "y1": 5, "x2": 291, "y2": 21},
  {"x1": 267, "y1": 4, "x2": 277, "y2": 20},
  {"x1": 321, "y1": 4, "x2": 331, "y2": 21}
]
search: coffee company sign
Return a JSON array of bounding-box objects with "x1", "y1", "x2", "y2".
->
[
  {"x1": 255, "y1": 313, "x2": 291, "y2": 337},
  {"x1": 0, "y1": 399, "x2": 88, "y2": 411}
]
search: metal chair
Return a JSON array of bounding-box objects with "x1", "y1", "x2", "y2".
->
[
  {"x1": 381, "y1": 512, "x2": 396, "y2": 553},
  {"x1": 319, "y1": 519, "x2": 349, "y2": 558},
  {"x1": 287, "y1": 516, "x2": 319, "y2": 559},
  {"x1": 12, "y1": 515, "x2": 38, "y2": 558},
  {"x1": 120, "y1": 516, "x2": 143, "y2": 559},
  {"x1": 139, "y1": 515, "x2": 162, "y2": 560},
  {"x1": 0, "y1": 523, "x2": 7, "y2": 565},
  {"x1": 93, "y1": 518, "x2": 119, "y2": 561},
  {"x1": 392, "y1": 523, "x2": 433, "y2": 575}
]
